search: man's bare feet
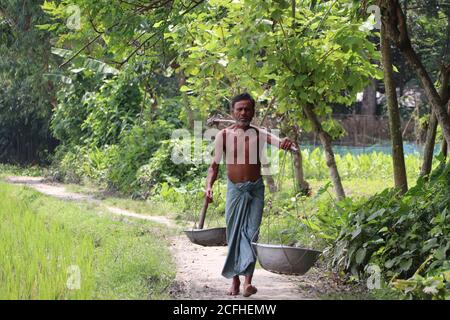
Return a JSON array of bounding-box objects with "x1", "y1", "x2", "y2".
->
[
  {"x1": 226, "y1": 276, "x2": 240, "y2": 296},
  {"x1": 243, "y1": 283, "x2": 257, "y2": 297}
]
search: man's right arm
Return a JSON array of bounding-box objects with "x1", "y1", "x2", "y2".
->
[{"x1": 205, "y1": 130, "x2": 224, "y2": 203}]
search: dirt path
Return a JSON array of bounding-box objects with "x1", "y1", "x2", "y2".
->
[
  {"x1": 168, "y1": 236, "x2": 320, "y2": 300},
  {"x1": 4, "y1": 176, "x2": 355, "y2": 300},
  {"x1": 5, "y1": 176, "x2": 173, "y2": 227}
]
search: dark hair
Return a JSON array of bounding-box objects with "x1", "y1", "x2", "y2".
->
[{"x1": 230, "y1": 93, "x2": 255, "y2": 110}]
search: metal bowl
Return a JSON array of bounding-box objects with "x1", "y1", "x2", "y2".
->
[
  {"x1": 184, "y1": 227, "x2": 227, "y2": 247},
  {"x1": 252, "y1": 242, "x2": 321, "y2": 275}
]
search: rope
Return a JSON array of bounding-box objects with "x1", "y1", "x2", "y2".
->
[{"x1": 259, "y1": 149, "x2": 312, "y2": 271}]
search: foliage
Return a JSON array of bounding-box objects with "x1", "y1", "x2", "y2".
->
[
  {"x1": 52, "y1": 117, "x2": 175, "y2": 189},
  {"x1": 392, "y1": 270, "x2": 450, "y2": 300},
  {"x1": 107, "y1": 119, "x2": 175, "y2": 194},
  {"x1": 50, "y1": 66, "x2": 111, "y2": 147},
  {"x1": 49, "y1": 56, "x2": 181, "y2": 191},
  {"x1": 51, "y1": 64, "x2": 144, "y2": 149},
  {"x1": 301, "y1": 185, "x2": 365, "y2": 243},
  {"x1": 80, "y1": 72, "x2": 143, "y2": 147},
  {"x1": 311, "y1": 160, "x2": 450, "y2": 299},
  {"x1": 134, "y1": 137, "x2": 210, "y2": 198},
  {"x1": 165, "y1": 0, "x2": 382, "y2": 133},
  {"x1": 0, "y1": 0, "x2": 57, "y2": 164}
]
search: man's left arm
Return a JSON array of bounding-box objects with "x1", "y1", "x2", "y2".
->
[{"x1": 258, "y1": 127, "x2": 295, "y2": 151}]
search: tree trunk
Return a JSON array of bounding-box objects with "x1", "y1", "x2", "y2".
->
[
  {"x1": 303, "y1": 103, "x2": 345, "y2": 200},
  {"x1": 442, "y1": 100, "x2": 450, "y2": 159},
  {"x1": 421, "y1": 113, "x2": 438, "y2": 176},
  {"x1": 361, "y1": 78, "x2": 378, "y2": 115},
  {"x1": 440, "y1": 14, "x2": 450, "y2": 160},
  {"x1": 421, "y1": 66, "x2": 450, "y2": 176},
  {"x1": 381, "y1": 22, "x2": 408, "y2": 194},
  {"x1": 381, "y1": 0, "x2": 450, "y2": 145},
  {"x1": 264, "y1": 175, "x2": 277, "y2": 193},
  {"x1": 176, "y1": 69, "x2": 195, "y2": 130},
  {"x1": 291, "y1": 126, "x2": 310, "y2": 195}
]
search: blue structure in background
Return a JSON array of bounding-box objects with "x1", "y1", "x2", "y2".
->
[{"x1": 301, "y1": 142, "x2": 443, "y2": 156}]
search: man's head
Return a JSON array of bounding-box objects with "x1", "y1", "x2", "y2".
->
[{"x1": 230, "y1": 93, "x2": 255, "y2": 127}]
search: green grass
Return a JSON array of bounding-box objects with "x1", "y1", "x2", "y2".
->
[
  {"x1": 0, "y1": 183, "x2": 94, "y2": 299},
  {"x1": 0, "y1": 182, "x2": 175, "y2": 299},
  {"x1": 0, "y1": 164, "x2": 44, "y2": 178}
]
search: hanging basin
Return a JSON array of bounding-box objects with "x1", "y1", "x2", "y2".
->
[
  {"x1": 252, "y1": 242, "x2": 321, "y2": 275},
  {"x1": 184, "y1": 227, "x2": 227, "y2": 247}
]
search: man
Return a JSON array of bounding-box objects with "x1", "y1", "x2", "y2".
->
[{"x1": 205, "y1": 93, "x2": 294, "y2": 297}]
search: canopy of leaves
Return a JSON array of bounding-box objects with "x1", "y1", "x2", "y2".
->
[{"x1": 0, "y1": 0, "x2": 58, "y2": 164}]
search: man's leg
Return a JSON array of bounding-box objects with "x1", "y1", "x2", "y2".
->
[
  {"x1": 241, "y1": 183, "x2": 264, "y2": 298},
  {"x1": 243, "y1": 274, "x2": 257, "y2": 297},
  {"x1": 227, "y1": 275, "x2": 240, "y2": 295}
]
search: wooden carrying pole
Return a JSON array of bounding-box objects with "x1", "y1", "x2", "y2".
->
[
  {"x1": 206, "y1": 118, "x2": 299, "y2": 152},
  {"x1": 197, "y1": 197, "x2": 209, "y2": 229}
]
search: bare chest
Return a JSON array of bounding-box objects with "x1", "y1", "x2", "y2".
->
[{"x1": 222, "y1": 131, "x2": 261, "y2": 164}]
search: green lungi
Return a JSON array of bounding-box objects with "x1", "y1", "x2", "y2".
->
[{"x1": 221, "y1": 177, "x2": 265, "y2": 279}]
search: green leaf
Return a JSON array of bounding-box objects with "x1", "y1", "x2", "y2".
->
[
  {"x1": 350, "y1": 226, "x2": 362, "y2": 240},
  {"x1": 385, "y1": 259, "x2": 396, "y2": 269},
  {"x1": 271, "y1": 9, "x2": 283, "y2": 21},
  {"x1": 51, "y1": 48, "x2": 118, "y2": 75},
  {"x1": 367, "y1": 208, "x2": 386, "y2": 221},
  {"x1": 179, "y1": 85, "x2": 191, "y2": 92},
  {"x1": 443, "y1": 270, "x2": 450, "y2": 282},
  {"x1": 400, "y1": 258, "x2": 413, "y2": 272},
  {"x1": 355, "y1": 248, "x2": 366, "y2": 265},
  {"x1": 70, "y1": 67, "x2": 85, "y2": 74},
  {"x1": 434, "y1": 245, "x2": 449, "y2": 260},
  {"x1": 378, "y1": 226, "x2": 388, "y2": 233}
]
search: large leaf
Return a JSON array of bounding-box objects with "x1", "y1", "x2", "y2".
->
[{"x1": 51, "y1": 48, "x2": 119, "y2": 75}]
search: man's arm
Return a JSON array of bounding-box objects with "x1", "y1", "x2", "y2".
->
[
  {"x1": 255, "y1": 126, "x2": 295, "y2": 151},
  {"x1": 205, "y1": 130, "x2": 224, "y2": 203}
]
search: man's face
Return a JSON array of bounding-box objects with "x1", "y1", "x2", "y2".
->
[{"x1": 232, "y1": 100, "x2": 254, "y2": 126}]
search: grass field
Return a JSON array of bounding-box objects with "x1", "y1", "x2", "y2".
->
[{"x1": 0, "y1": 182, "x2": 175, "y2": 299}]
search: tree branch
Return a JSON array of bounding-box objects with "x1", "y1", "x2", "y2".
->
[{"x1": 59, "y1": 34, "x2": 102, "y2": 68}]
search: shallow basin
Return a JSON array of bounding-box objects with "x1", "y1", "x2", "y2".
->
[
  {"x1": 184, "y1": 227, "x2": 227, "y2": 246},
  {"x1": 252, "y1": 242, "x2": 321, "y2": 275}
]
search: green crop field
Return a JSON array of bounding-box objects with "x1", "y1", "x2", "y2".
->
[{"x1": 0, "y1": 183, "x2": 175, "y2": 299}]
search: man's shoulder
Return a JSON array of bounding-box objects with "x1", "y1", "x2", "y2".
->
[
  {"x1": 218, "y1": 125, "x2": 235, "y2": 136},
  {"x1": 216, "y1": 127, "x2": 228, "y2": 136},
  {"x1": 222, "y1": 125, "x2": 260, "y2": 132}
]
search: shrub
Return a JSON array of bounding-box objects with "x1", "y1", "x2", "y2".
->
[
  {"x1": 107, "y1": 119, "x2": 174, "y2": 194},
  {"x1": 134, "y1": 137, "x2": 209, "y2": 198},
  {"x1": 310, "y1": 159, "x2": 450, "y2": 299}
]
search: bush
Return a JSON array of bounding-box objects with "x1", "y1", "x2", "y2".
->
[
  {"x1": 107, "y1": 119, "x2": 175, "y2": 194},
  {"x1": 134, "y1": 137, "x2": 209, "y2": 198},
  {"x1": 393, "y1": 271, "x2": 450, "y2": 300},
  {"x1": 51, "y1": 144, "x2": 118, "y2": 184},
  {"x1": 310, "y1": 159, "x2": 450, "y2": 299}
]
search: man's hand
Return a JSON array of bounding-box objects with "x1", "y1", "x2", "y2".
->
[
  {"x1": 205, "y1": 188, "x2": 213, "y2": 203},
  {"x1": 280, "y1": 137, "x2": 294, "y2": 151}
]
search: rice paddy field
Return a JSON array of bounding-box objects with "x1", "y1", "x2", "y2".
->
[{"x1": 0, "y1": 182, "x2": 175, "y2": 299}]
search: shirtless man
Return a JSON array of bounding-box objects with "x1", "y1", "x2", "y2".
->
[{"x1": 205, "y1": 93, "x2": 294, "y2": 297}]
